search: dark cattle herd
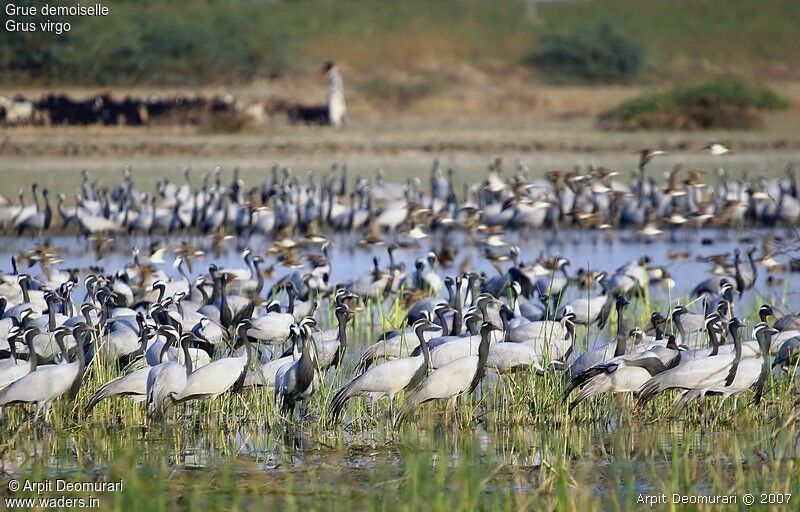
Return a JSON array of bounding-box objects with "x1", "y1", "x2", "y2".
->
[
  {"x1": 0, "y1": 92, "x2": 241, "y2": 127},
  {"x1": 0, "y1": 92, "x2": 335, "y2": 127}
]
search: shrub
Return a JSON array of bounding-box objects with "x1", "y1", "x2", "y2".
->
[
  {"x1": 529, "y1": 23, "x2": 644, "y2": 84},
  {"x1": 599, "y1": 80, "x2": 790, "y2": 130}
]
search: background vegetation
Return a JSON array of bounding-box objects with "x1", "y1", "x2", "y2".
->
[
  {"x1": 528, "y1": 23, "x2": 644, "y2": 84},
  {"x1": 599, "y1": 81, "x2": 791, "y2": 130},
  {"x1": 1, "y1": 0, "x2": 800, "y2": 86}
]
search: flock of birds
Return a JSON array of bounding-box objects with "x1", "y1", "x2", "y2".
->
[
  {"x1": 0, "y1": 153, "x2": 799, "y2": 429},
  {"x1": 0, "y1": 147, "x2": 799, "y2": 244}
]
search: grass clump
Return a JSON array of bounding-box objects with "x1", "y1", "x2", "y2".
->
[
  {"x1": 599, "y1": 80, "x2": 791, "y2": 130},
  {"x1": 528, "y1": 22, "x2": 644, "y2": 84}
]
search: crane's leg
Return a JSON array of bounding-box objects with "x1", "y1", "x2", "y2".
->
[
  {"x1": 713, "y1": 395, "x2": 728, "y2": 423},
  {"x1": 445, "y1": 397, "x2": 456, "y2": 426}
]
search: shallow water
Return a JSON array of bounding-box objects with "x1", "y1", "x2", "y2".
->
[{"x1": 2, "y1": 227, "x2": 798, "y2": 308}]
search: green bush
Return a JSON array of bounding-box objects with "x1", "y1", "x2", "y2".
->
[
  {"x1": 599, "y1": 80, "x2": 790, "y2": 130},
  {"x1": 529, "y1": 23, "x2": 644, "y2": 84}
]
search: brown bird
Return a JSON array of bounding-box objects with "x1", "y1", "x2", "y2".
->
[
  {"x1": 637, "y1": 148, "x2": 666, "y2": 169},
  {"x1": 667, "y1": 250, "x2": 691, "y2": 260},
  {"x1": 761, "y1": 236, "x2": 787, "y2": 273},
  {"x1": 664, "y1": 165, "x2": 687, "y2": 197},
  {"x1": 684, "y1": 169, "x2": 708, "y2": 188}
]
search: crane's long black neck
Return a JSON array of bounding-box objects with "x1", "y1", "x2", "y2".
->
[
  {"x1": 332, "y1": 312, "x2": 349, "y2": 368},
  {"x1": 469, "y1": 327, "x2": 493, "y2": 394},
  {"x1": 747, "y1": 251, "x2": 758, "y2": 283},
  {"x1": 198, "y1": 280, "x2": 210, "y2": 305},
  {"x1": 450, "y1": 280, "x2": 462, "y2": 335},
  {"x1": 135, "y1": 326, "x2": 149, "y2": 359},
  {"x1": 181, "y1": 336, "x2": 193, "y2": 375},
  {"x1": 654, "y1": 321, "x2": 664, "y2": 341},
  {"x1": 43, "y1": 192, "x2": 52, "y2": 229},
  {"x1": 25, "y1": 332, "x2": 38, "y2": 372},
  {"x1": 724, "y1": 325, "x2": 743, "y2": 386},
  {"x1": 175, "y1": 298, "x2": 185, "y2": 320},
  {"x1": 253, "y1": 260, "x2": 264, "y2": 295},
  {"x1": 477, "y1": 300, "x2": 490, "y2": 323},
  {"x1": 62, "y1": 290, "x2": 73, "y2": 318},
  {"x1": 177, "y1": 260, "x2": 191, "y2": 289},
  {"x1": 673, "y1": 312, "x2": 687, "y2": 343},
  {"x1": 20, "y1": 278, "x2": 30, "y2": 304},
  {"x1": 298, "y1": 335, "x2": 315, "y2": 390},
  {"x1": 500, "y1": 309, "x2": 510, "y2": 342},
  {"x1": 598, "y1": 296, "x2": 613, "y2": 329},
  {"x1": 733, "y1": 253, "x2": 745, "y2": 295},
  {"x1": 708, "y1": 325, "x2": 720, "y2": 356},
  {"x1": 466, "y1": 314, "x2": 479, "y2": 336},
  {"x1": 435, "y1": 308, "x2": 450, "y2": 336},
  {"x1": 445, "y1": 280, "x2": 454, "y2": 309},
  {"x1": 68, "y1": 328, "x2": 88, "y2": 396},
  {"x1": 209, "y1": 272, "x2": 221, "y2": 304},
  {"x1": 666, "y1": 335, "x2": 679, "y2": 351},
  {"x1": 467, "y1": 275, "x2": 478, "y2": 306},
  {"x1": 753, "y1": 331, "x2": 772, "y2": 403},
  {"x1": 407, "y1": 324, "x2": 433, "y2": 391},
  {"x1": 614, "y1": 304, "x2": 627, "y2": 357},
  {"x1": 47, "y1": 296, "x2": 57, "y2": 332},
  {"x1": 159, "y1": 331, "x2": 177, "y2": 362},
  {"x1": 564, "y1": 318, "x2": 575, "y2": 342},
  {"x1": 416, "y1": 325, "x2": 431, "y2": 367},
  {"x1": 219, "y1": 276, "x2": 231, "y2": 328},
  {"x1": 155, "y1": 284, "x2": 166, "y2": 304}
]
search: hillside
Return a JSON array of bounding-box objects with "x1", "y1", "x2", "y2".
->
[{"x1": 2, "y1": 0, "x2": 799, "y2": 87}]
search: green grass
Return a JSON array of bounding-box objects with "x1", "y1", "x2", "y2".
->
[
  {"x1": 3, "y1": 387, "x2": 799, "y2": 510},
  {"x1": 600, "y1": 80, "x2": 791, "y2": 130},
  {"x1": 2, "y1": 0, "x2": 800, "y2": 86}
]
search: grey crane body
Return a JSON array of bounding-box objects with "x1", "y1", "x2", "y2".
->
[
  {"x1": 329, "y1": 318, "x2": 435, "y2": 422},
  {"x1": 85, "y1": 325, "x2": 154, "y2": 414},
  {"x1": 147, "y1": 329, "x2": 193, "y2": 418},
  {"x1": 173, "y1": 322, "x2": 252, "y2": 404},
  {"x1": 0, "y1": 327, "x2": 30, "y2": 391},
  {"x1": 668, "y1": 324, "x2": 776, "y2": 412},
  {"x1": 0, "y1": 326, "x2": 86, "y2": 423},
  {"x1": 637, "y1": 319, "x2": 749, "y2": 408},
  {"x1": 275, "y1": 324, "x2": 318, "y2": 417},
  {"x1": 395, "y1": 322, "x2": 498, "y2": 427}
]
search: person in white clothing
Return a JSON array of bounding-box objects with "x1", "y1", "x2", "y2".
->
[{"x1": 324, "y1": 61, "x2": 346, "y2": 127}]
